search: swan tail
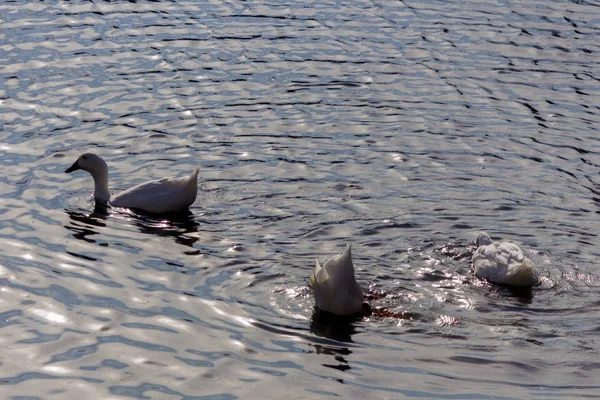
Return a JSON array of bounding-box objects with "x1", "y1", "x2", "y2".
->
[
  {"x1": 310, "y1": 258, "x2": 321, "y2": 288},
  {"x1": 506, "y1": 259, "x2": 538, "y2": 286},
  {"x1": 191, "y1": 166, "x2": 200, "y2": 180}
]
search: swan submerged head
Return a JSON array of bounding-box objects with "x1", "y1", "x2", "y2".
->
[
  {"x1": 310, "y1": 244, "x2": 371, "y2": 318},
  {"x1": 472, "y1": 231, "x2": 539, "y2": 287}
]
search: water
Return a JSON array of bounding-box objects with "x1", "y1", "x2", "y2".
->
[{"x1": 1, "y1": 0, "x2": 600, "y2": 398}]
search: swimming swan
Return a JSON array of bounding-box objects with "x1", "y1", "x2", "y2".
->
[
  {"x1": 65, "y1": 153, "x2": 199, "y2": 214},
  {"x1": 472, "y1": 232, "x2": 539, "y2": 287},
  {"x1": 310, "y1": 244, "x2": 371, "y2": 317}
]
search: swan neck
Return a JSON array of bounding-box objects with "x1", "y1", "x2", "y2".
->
[{"x1": 92, "y1": 167, "x2": 111, "y2": 203}]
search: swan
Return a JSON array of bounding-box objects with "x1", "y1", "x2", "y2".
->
[
  {"x1": 472, "y1": 232, "x2": 539, "y2": 287},
  {"x1": 310, "y1": 244, "x2": 371, "y2": 317},
  {"x1": 65, "y1": 153, "x2": 199, "y2": 214}
]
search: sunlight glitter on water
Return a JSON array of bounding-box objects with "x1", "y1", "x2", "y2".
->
[
  {"x1": 42, "y1": 366, "x2": 71, "y2": 374},
  {"x1": 1, "y1": 0, "x2": 600, "y2": 398},
  {"x1": 31, "y1": 309, "x2": 67, "y2": 324}
]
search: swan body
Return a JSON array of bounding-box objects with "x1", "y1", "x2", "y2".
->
[
  {"x1": 472, "y1": 232, "x2": 539, "y2": 287},
  {"x1": 65, "y1": 153, "x2": 199, "y2": 214},
  {"x1": 310, "y1": 244, "x2": 371, "y2": 317}
]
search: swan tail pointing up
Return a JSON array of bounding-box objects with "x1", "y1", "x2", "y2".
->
[
  {"x1": 191, "y1": 166, "x2": 200, "y2": 180},
  {"x1": 310, "y1": 259, "x2": 323, "y2": 287}
]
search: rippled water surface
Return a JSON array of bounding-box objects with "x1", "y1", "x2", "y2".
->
[{"x1": 1, "y1": 0, "x2": 600, "y2": 398}]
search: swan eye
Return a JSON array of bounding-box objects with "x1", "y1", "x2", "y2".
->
[{"x1": 82, "y1": 155, "x2": 87, "y2": 160}]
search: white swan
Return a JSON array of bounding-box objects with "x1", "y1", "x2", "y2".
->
[
  {"x1": 310, "y1": 244, "x2": 371, "y2": 317},
  {"x1": 65, "y1": 153, "x2": 199, "y2": 214},
  {"x1": 472, "y1": 232, "x2": 539, "y2": 287}
]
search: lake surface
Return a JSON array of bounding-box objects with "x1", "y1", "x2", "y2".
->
[{"x1": 1, "y1": 0, "x2": 600, "y2": 398}]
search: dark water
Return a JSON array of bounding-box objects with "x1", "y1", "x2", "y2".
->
[{"x1": 1, "y1": 0, "x2": 600, "y2": 398}]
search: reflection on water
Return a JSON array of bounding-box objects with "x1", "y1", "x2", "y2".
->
[
  {"x1": 129, "y1": 210, "x2": 201, "y2": 249},
  {"x1": 310, "y1": 308, "x2": 363, "y2": 343},
  {"x1": 64, "y1": 206, "x2": 108, "y2": 245},
  {"x1": 65, "y1": 206, "x2": 201, "y2": 248},
  {"x1": 1, "y1": 0, "x2": 600, "y2": 398}
]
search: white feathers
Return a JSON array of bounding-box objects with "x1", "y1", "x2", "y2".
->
[
  {"x1": 110, "y1": 169, "x2": 199, "y2": 213},
  {"x1": 65, "y1": 153, "x2": 199, "y2": 214},
  {"x1": 472, "y1": 232, "x2": 539, "y2": 287},
  {"x1": 310, "y1": 244, "x2": 367, "y2": 316}
]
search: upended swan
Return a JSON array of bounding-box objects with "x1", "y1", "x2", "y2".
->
[
  {"x1": 65, "y1": 153, "x2": 199, "y2": 214},
  {"x1": 310, "y1": 244, "x2": 371, "y2": 317},
  {"x1": 472, "y1": 232, "x2": 539, "y2": 287}
]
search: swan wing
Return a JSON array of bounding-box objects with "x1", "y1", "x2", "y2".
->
[
  {"x1": 473, "y1": 242, "x2": 538, "y2": 286},
  {"x1": 111, "y1": 168, "x2": 198, "y2": 213}
]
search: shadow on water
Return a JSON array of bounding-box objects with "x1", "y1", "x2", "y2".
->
[{"x1": 64, "y1": 205, "x2": 201, "y2": 248}]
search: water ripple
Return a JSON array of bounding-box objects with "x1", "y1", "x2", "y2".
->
[{"x1": 1, "y1": 0, "x2": 600, "y2": 398}]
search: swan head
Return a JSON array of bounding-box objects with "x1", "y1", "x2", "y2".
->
[
  {"x1": 65, "y1": 153, "x2": 110, "y2": 203},
  {"x1": 65, "y1": 153, "x2": 107, "y2": 175},
  {"x1": 476, "y1": 232, "x2": 493, "y2": 247}
]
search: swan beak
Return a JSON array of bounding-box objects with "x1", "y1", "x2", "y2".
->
[{"x1": 65, "y1": 161, "x2": 81, "y2": 173}]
